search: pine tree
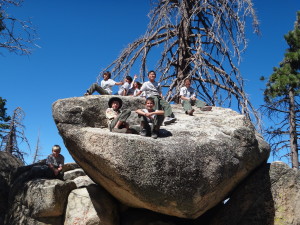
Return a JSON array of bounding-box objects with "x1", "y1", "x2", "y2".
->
[
  {"x1": 0, "y1": 97, "x2": 11, "y2": 138},
  {"x1": 262, "y1": 11, "x2": 300, "y2": 169}
]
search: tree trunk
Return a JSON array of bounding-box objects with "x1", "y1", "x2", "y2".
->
[{"x1": 289, "y1": 88, "x2": 299, "y2": 169}]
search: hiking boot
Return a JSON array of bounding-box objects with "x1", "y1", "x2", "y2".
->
[
  {"x1": 112, "y1": 128, "x2": 127, "y2": 133},
  {"x1": 200, "y1": 106, "x2": 212, "y2": 111},
  {"x1": 151, "y1": 130, "x2": 158, "y2": 139},
  {"x1": 84, "y1": 91, "x2": 90, "y2": 96},
  {"x1": 188, "y1": 109, "x2": 195, "y2": 116},
  {"x1": 140, "y1": 129, "x2": 148, "y2": 136},
  {"x1": 164, "y1": 117, "x2": 176, "y2": 125}
]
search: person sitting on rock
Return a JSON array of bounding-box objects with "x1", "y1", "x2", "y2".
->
[
  {"x1": 106, "y1": 97, "x2": 132, "y2": 133},
  {"x1": 84, "y1": 71, "x2": 123, "y2": 96},
  {"x1": 180, "y1": 78, "x2": 212, "y2": 116},
  {"x1": 45, "y1": 145, "x2": 65, "y2": 178},
  {"x1": 27, "y1": 145, "x2": 65, "y2": 180},
  {"x1": 135, "y1": 70, "x2": 176, "y2": 125},
  {"x1": 136, "y1": 97, "x2": 164, "y2": 139},
  {"x1": 118, "y1": 75, "x2": 133, "y2": 96}
]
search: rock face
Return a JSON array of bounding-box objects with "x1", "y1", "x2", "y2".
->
[
  {"x1": 6, "y1": 179, "x2": 76, "y2": 224},
  {"x1": 65, "y1": 185, "x2": 119, "y2": 225},
  {"x1": 0, "y1": 151, "x2": 23, "y2": 225},
  {"x1": 53, "y1": 96, "x2": 270, "y2": 219},
  {"x1": 207, "y1": 161, "x2": 300, "y2": 225}
]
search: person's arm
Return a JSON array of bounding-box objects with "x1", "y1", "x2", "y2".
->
[
  {"x1": 136, "y1": 109, "x2": 146, "y2": 115},
  {"x1": 130, "y1": 75, "x2": 138, "y2": 88},
  {"x1": 150, "y1": 110, "x2": 164, "y2": 116},
  {"x1": 47, "y1": 159, "x2": 59, "y2": 176},
  {"x1": 180, "y1": 95, "x2": 190, "y2": 101},
  {"x1": 135, "y1": 90, "x2": 143, "y2": 96},
  {"x1": 106, "y1": 108, "x2": 116, "y2": 119}
]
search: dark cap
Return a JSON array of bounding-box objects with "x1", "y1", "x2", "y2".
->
[{"x1": 108, "y1": 97, "x2": 123, "y2": 108}]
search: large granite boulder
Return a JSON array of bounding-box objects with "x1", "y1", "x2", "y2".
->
[{"x1": 52, "y1": 96, "x2": 270, "y2": 218}]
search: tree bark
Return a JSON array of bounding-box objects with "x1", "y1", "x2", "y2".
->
[{"x1": 289, "y1": 88, "x2": 299, "y2": 169}]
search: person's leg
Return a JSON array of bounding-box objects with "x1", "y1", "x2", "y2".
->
[
  {"x1": 182, "y1": 100, "x2": 193, "y2": 113},
  {"x1": 139, "y1": 116, "x2": 151, "y2": 136},
  {"x1": 195, "y1": 99, "x2": 206, "y2": 108},
  {"x1": 159, "y1": 99, "x2": 173, "y2": 117},
  {"x1": 152, "y1": 115, "x2": 164, "y2": 139},
  {"x1": 86, "y1": 83, "x2": 109, "y2": 95},
  {"x1": 110, "y1": 110, "x2": 131, "y2": 133}
]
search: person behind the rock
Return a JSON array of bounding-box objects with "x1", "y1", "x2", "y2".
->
[
  {"x1": 46, "y1": 145, "x2": 65, "y2": 178},
  {"x1": 136, "y1": 97, "x2": 164, "y2": 139},
  {"x1": 135, "y1": 70, "x2": 176, "y2": 125},
  {"x1": 180, "y1": 78, "x2": 212, "y2": 116},
  {"x1": 118, "y1": 75, "x2": 133, "y2": 96},
  {"x1": 106, "y1": 97, "x2": 131, "y2": 133},
  {"x1": 84, "y1": 71, "x2": 123, "y2": 96}
]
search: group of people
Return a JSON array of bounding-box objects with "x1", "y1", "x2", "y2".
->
[
  {"x1": 84, "y1": 72, "x2": 143, "y2": 97},
  {"x1": 85, "y1": 70, "x2": 212, "y2": 139},
  {"x1": 31, "y1": 71, "x2": 212, "y2": 180}
]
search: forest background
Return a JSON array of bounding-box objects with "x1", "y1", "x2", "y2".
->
[{"x1": 1, "y1": 0, "x2": 299, "y2": 164}]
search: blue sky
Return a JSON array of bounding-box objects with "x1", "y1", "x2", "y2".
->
[{"x1": 1, "y1": 0, "x2": 299, "y2": 164}]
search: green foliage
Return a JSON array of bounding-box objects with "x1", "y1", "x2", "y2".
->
[
  {"x1": 0, "y1": 97, "x2": 10, "y2": 137},
  {"x1": 264, "y1": 11, "x2": 300, "y2": 102},
  {"x1": 262, "y1": 11, "x2": 300, "y2": 168}
]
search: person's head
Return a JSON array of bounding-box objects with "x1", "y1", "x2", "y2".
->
[
  {"x1": 125, "y1": 76, "x2": 133, "y2": 83},
  {"x1": 108, "y1": 97, "x2": 123, "y2": 111},
  {"x1": 52, "y1": 145, "x2": 61, "y2": 157},
  {"x1": 145, "y1": 97, "x2": 155, "y2": 110},
  {"x1": 147, "y1": 70, "x2": 156, "y2": 82},
  {"x1": 103, "y1": 71, "x2": 111, "y2": 80},
  {"x1": 184, "y1": 78, "x2": 191, "y2": 88},
  {"x1": 133, "y1": 81, "x2": 142, "y2": 89}
]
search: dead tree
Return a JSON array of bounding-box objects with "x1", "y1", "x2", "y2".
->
[
  {"x1": 0, "y1": 107, "x2": 30, "y2": 163},
  {"x1": 98, "y1": 0, "x2": 260, "y2": 124},
  {"x1": 0, "y1": 0, "x2": 37, "y2": 55}
]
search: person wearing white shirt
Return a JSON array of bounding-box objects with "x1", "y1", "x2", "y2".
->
[
  {"x1": 84, "y1": 71, "x2": 123, "y2": 96},
  {"x1": 136, "y1": 70, "x2": 176, "y2": 125},
  {"x1": 118, "y1": 76, "x2": 133, "y2": 96},
  {"x1": 180, "y1": 78, "x2": 212, "y2": 116}
]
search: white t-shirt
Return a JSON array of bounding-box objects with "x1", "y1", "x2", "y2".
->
[
  {"x1": 180, "y1": 86, "x2": 196, "y2": 103},
  {"x1": 118, "y1": 82, "x2": 130, "y2": 95},
  {"x1": 140, "y1": 81, "x2": 161, "y2": 97},
  {"x1": 101, "y1": 79, "x2": 116, "y2": 95},
  {"x1": 133, "y1": 89, "x2": 146, "y2": 97},
  {"x1": 141, "y1": 108, "x2": 158, "y2": 122}
]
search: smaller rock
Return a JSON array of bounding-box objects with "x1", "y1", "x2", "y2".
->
[
  {"x1": 73, "y1": 175, "x2": 95, "y2": 188},
  {"x1": 63, "y1": 168, "x2": 86, "y2": 181},
  {"x1": 64, "y1": 185, "x2": 119, "y2": 225}
]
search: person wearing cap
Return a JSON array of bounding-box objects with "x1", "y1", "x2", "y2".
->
[{"x1": 106, "y1": 97, "x2": 131, "y2": 133}]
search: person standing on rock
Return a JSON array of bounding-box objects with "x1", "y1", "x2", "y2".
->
[
  {"x1": 84, "y1": 71, "x2": 123, "y2": 96},
  {"x1": 135, "y1": 70, "x2": 176, "y2": 125},
  {"x1": 180, "y1": 78, "x2": 212, "y2": 116},
  {"x1": 136, "y1": 97, "x2": 165, "y2": 139},
  {"x1": 106, "y1": 97, "x2": 132, "y2": 133},
  {"x1": 46, "y1": 145, "x2": 65, "y2": 178}
]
